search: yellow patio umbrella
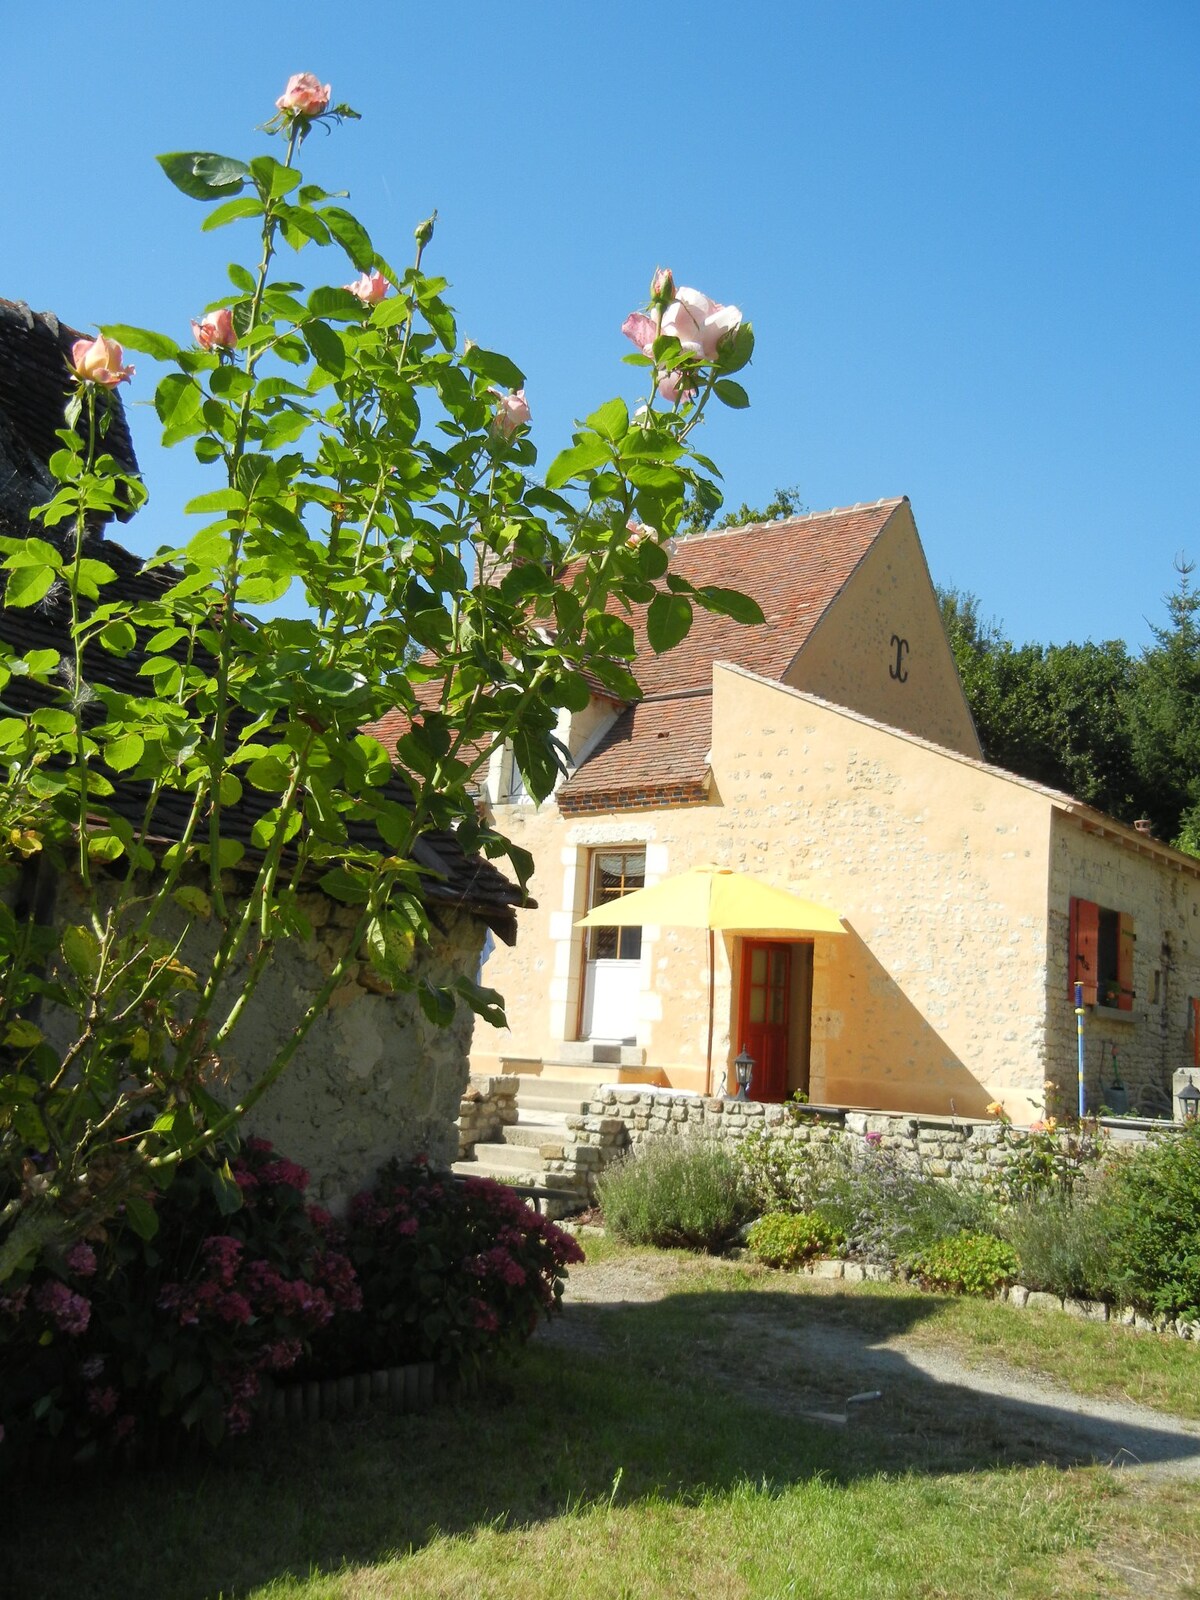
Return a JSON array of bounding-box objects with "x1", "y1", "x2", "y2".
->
[{"x1": 576, "y1": 864, "x2": 844, "y2": 1093}]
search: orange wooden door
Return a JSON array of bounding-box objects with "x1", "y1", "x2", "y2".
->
[{"x1": 736, "y1": 941, "x2": 791, "y2": 1102}]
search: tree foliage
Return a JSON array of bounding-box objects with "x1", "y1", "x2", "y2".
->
[{"x1": 940, "y1": 563, "x2": 1200, "y2": 854}]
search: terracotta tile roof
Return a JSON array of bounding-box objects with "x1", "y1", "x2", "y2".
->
[
  {"x1": 558, "y1": 500, "x2": 903, "y2": 808},
  {"x1": 628, "y1": 499, "x2": 903, "y2": 697},
  {"x1": 559, "y1": 693, "x2": 712, "y2": 811}
]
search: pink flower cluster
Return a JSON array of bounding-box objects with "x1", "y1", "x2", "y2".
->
[
  {"x1": 621, "y1": 272, "x2": 742, "y2": 403},
  {"x1": 34, "y1": 1279, "x2": 91, "y2": 1336},
  {"x1": 64, "y1": 1242, "x2": 97, "y2": 1278}
]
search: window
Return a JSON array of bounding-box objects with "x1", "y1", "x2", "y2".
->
[
  {"x1": 1069, "y1": 897, "x2": 1134, "y2": 1010},
  {"x1": 587, "y1": 849, "x2": 645, "y2": 960}
]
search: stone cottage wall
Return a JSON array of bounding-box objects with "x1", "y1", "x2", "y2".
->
[
  {"x1": 38, "y1": 874, "x2": 488, "y2": 1208},
  {"x1": 1046, "y1": 816, "x2": 1200, "y2": 1117}
]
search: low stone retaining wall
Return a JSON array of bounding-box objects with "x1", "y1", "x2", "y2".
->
[
  {"x1": 799, "y1": 1257, "x2": 1200, "y2": 1340},
  {"x1": 567, "y1": 1088, "x2": 1018, "y2": 1188},
  {"x1": 457, "y1": 1074, "x2": 518, "y2": 1159}
]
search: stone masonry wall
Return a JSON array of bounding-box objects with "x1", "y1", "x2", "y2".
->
[
  {"x1": 550, "y1": 1087, "x2": 1156, "y2": 1207},
  {"x1": 457, "y1": 1076, "x2": 519, "y2": 1159}
]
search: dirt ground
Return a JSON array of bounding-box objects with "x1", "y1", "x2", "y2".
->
[{"x1": 543, "y1": 1249, "x2": 1200, "y2": 1484}]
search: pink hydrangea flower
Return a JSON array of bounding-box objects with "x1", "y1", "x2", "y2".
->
[
  {"x1": 34, "y1": 1279, "x2": 91, "y2": 1336},
  {"x1": 276, "y1": 73, "x2": 331, "y2": 117},
  {"x1": 65, "y1": 1242, "x2": 97, "y2": 1278}
]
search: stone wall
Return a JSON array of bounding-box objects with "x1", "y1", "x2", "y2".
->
[
  {"x1": 39, "y1": 874, "x2": 489, "y2": 1209},
  {"x1": 553, "y1": 1088, "x2": 1159, "y2": 1205},
  {"x1": 457, "y1": 1075, "x2": 519, "y2": 1159}
]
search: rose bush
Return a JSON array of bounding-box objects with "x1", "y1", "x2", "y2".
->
[{"x1": 0, "y1": 71, "x2": 758, "y2": 1283}]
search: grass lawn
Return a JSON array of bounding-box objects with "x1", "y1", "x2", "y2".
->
[{"x1": 8, "y1": 1240, "x2": 1200, "y2": 1600}]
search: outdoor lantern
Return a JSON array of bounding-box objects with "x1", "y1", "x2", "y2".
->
[
  {"x1": 734, "y1": 1047, "x2": 755, "y2": 1101},
  {"x1": 1179, "y1": 1074, "x2": 1200, "y2": 1122}
]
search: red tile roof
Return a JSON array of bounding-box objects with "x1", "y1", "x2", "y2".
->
[
  {"x1": 626, "y1": 499, "x2": 902, "y2": 697},
  {"x1": 560, "y1": 500, "x2": 902, "y2": 807},
  {"x1": 559, "y1": 694, "x2": 713, "y2": 812}
]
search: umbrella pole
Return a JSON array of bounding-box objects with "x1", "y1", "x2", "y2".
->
[{"x1": 706, "y1": 928, "x2": 715, "y2": 1096}]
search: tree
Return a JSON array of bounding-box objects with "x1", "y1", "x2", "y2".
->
[
  {"x1": 0, "y1": 77, "x2": 760, "y2": 1280},
  {"x1": 1127, "y1": 558, "x2": 1200, "y2": 849},
  {"x1": 679, "y1": 483, "x2": 805, "y2": 537}
]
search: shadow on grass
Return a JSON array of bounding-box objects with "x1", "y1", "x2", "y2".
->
[{"x1": 8, "y1": 1286, "x2": 1199, "y2": 1600}]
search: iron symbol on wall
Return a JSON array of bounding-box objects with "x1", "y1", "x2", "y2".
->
[{"x1": 889, "y1": 634, "x2": 909, "y2": 683}]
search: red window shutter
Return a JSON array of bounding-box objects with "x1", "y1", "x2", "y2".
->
[
  {"x1": 1069, "y1": 897, "x2": 1099, "y2": 1005},
  {"x1": 1117, "y1": 913, "x2": 1135, "y2": 1011}
]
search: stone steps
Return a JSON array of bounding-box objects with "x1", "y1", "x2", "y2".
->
[{"x1": 512, "y1": 1075, "x2": 601, "y2": 1118}]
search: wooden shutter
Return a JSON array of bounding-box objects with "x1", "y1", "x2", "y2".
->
[
  {"x1": 1069, "y1": 896, "x2": 1099, "y2": 1004},
  {"x1": 1117, "y1": 913, "x2": 1135, "y2": 1012}
]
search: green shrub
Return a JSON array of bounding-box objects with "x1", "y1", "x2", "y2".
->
[
  {"x1": 998, "y1": 1193, "x2": 1114, "y2": 1301},
  {"x1": 987, "y1": 1117, "x2": 1104, "y2": 1204},
  {"x1": 596, "y1": 1137, "x2": 752, "y2": 1252},
  {"x1": 906, "y1": 1231, "x2": 1018, "y2": 1296},
  {"x1": 809, "y1": 1142, "x2": 995, "y2": 1265},
  {"x1": 747, "y1": 1211, "x2": 844, "y2": 1269},
  {"x1": 738, "y1": 1127, "x2": 841, "y2": 1214},
  {"x1": 1104, "y1": 1125, "x2": 1200, "y2": 1320}
]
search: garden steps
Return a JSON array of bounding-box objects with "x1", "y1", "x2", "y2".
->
[{"x1": 511, "y1": 1075, "x2": 602, "y2": 1118}]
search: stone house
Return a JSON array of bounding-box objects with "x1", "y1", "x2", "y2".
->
[
  {"x1": 470, "y1": 497, "x2": 1200, "y2": 1124},
  {"x1": 0, "y1": 298, "x2": 521, "y2": 1201}
]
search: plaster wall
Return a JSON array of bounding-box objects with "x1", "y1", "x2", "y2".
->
[
  {"x1": 1045, "y1": 816, "x2": 1200, "y2": 1115},
  {"x1": 786, "y1": 502, "x2": 982, "y2": 760},
  {"x1": 474, "y1": 665, "x2": 1060, "y2": 1120},
  {"x1": 42, "y1": 877, "x2": 486, "y2": 1207}
]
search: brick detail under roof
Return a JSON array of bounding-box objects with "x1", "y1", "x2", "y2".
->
[{"x1": 559, "y1": 693, "x2": 713, "y2": 807}]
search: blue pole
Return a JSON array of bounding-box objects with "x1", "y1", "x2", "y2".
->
[{"x1": 1074, "y1": 981, "x2": 1086, "y2": 1118}]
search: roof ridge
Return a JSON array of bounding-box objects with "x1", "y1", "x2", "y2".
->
[{"x1": 672, "y1": 496, "x2": 905, "y2": 548}]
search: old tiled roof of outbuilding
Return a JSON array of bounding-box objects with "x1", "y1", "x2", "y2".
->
[
  {"x1": 557, "y1": 499, "x2": 902, "y2": 810},
  {"x1": 0, "y1": 298, "x2": 522, "y2": 940},
  {"x1": 0, "y1": 298, "x2": 140, "y2": 537}
]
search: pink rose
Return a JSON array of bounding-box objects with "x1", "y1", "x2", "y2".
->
[
  {"x1": 650, "y1": 266, "x2": 675, "y2": 303},
  {"x1": 621, "y1": 310, "x2": 659, "y2": 355},
  {"x1": 70, "y1": 335, "x2": 134, "y2": 388},
  {"x1": 657, "y1": 369, "x2": 696, "y2": 404},
  {"x1": 493, "y1": 389, "x2": 531, "y2": 438},
  {"x1": 660, "y1": 286, "x2": 741, "y2": 361},
  {"x1": 276, "y1": 73, "x2": 331, "y2": 117},
  {"x1": 344, "y1": 269, "x2": 391, "y2": 305},
  {"x1": 190, "y1": 308, "x2": 237, "y2": 351}
]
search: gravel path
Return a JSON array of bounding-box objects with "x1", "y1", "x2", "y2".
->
[{"x1": 543, "y1": 1253, "x2": 1200, "y2": 1481}]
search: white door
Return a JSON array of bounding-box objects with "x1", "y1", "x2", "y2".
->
[{"x1": 580, "y1": 849, "x2": 644, "y2": 1042}]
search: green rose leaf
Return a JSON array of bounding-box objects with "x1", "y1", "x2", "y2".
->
[
  {"x1": 104, "y1": 731, "x2": 145, "y2": 772},
  {"x1": 695, "y1": 585, "x2": 764, "y2": 624},
  {"x1": 463, "y1": 345, "x2": 526, "y2": 391},
  {"x1": 646, "y1": 592, "x2": 694, "y2": 654},
  {"x1": 544, "y1": 436, "x2": 612, "y2": 490},
  {"x1": 713, "y1": 379, "x2": 750, "y2": 410},
  {"x1": 3, "y1": 565, "x2": 55, "y2": 608},
  {"x1": 586, "y1": 398, "x2": 629, "y2": 442},
  {"x1": 101, "y1": 324, "x2": 181, "y2": 362},
  {"x1": 322, "y1": 206, "x2": 375, "y2": 270},
  {"x1": 157, "y1": 151, "x2": 250, "y2": 202}
]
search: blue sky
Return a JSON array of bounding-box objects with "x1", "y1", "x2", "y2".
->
[{"x1": 5, "y1": 1, "x2": 1197, "y2": 650}]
